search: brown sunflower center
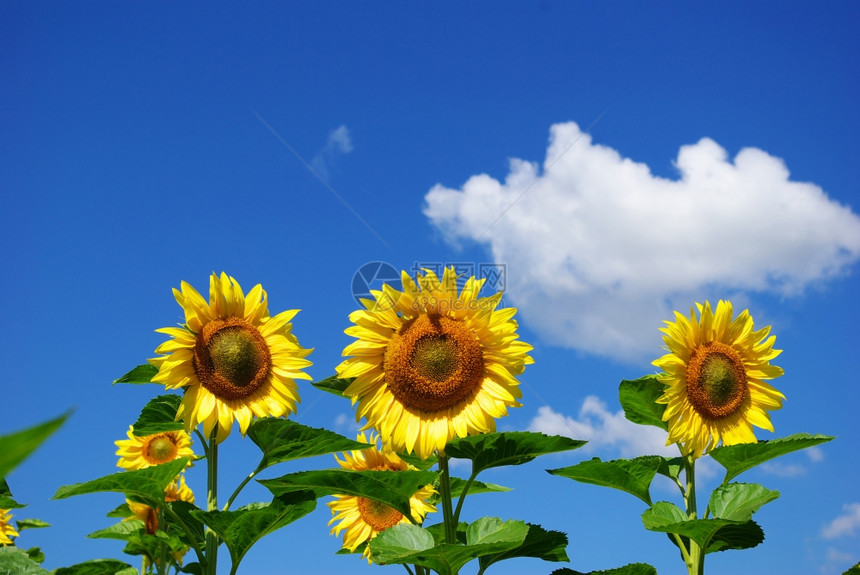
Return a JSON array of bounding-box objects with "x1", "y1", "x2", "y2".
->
[
  {"x1": 356, "y1": 497, "x2": 403, "y2": 532},
  {"x1": 384, "y1": 314, "x2": 484, "y2": 412},
  {"x1": 686, "y1": 341, "x2": 748, "y2": 419},
  {"x1": 144, "y1": 435, "x2": 178, "y2": 464},
  {"x1": 193, "y1": 317, "x2": 272, "y2": 400}
]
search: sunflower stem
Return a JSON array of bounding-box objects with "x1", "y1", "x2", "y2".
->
[
  {"x1": 224, "y1": 461, "x2": 264, "y2": 511},
  {"x1": 452, "y1": 470, "x2": 478, "y2": 525},
  {"x1": 682, "y1": 453, "x2": 703, "y2": 575},
  {"x1": 438, "y1": 453, "x2": 458, "y2": 547},
  {"x1": 204, "y1": 426, "x2": 219, "y2": 575}
]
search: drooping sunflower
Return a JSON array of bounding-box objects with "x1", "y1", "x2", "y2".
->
[
  {"x1": 0, "y1": 508, "x2": 18, "y2": 545},
  {"x1": 327, "y1": 432, "x2": 436, "y2": 562},
  {"x1": 337, "y1": 267, "x2": 533, "y2": 459},
  {"x1": 115, "y1": 425, "x2": 195, "y2": 471},
  {"x1": 653, "y1": 300, "x2": 785, "y2": 457},
  {"x1": 126, "y1": 474, "x2": 195, "y2": 535},
  {"x1": 151, "y1": 272, "x2": 312, "y2": 443}
]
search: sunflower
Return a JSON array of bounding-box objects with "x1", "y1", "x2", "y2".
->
[
  {"x1": 126, "y1": 474, "x2": 195, "y2": 535},
  {"x1": 115, "y1": 425, "x2": 195, "y2": 471},
  {"x1": 151, "y1": 272, "x2": 313, "y2": 443},
  {"x1": 0, "y1": 508, "x2": 18, "y2": 545},
  {"x1": 653, "y1": 300, "x2": 785, "y2": 457},
  {"x1": 327, "y1": 432, "x2": 436, "y2": 562},
  {"x1": 336, "y1": 267, "x2": 533, "y2": 459}
]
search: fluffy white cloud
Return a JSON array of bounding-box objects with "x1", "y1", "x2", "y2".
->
[
  {"x1": 821, "y1": 503, "x2": 860, "y2": 539},
  {"x1": 528, "y1": 398, "x2": 677, "y2": 458},
  {"x1": 312, "y1": 124, "x2": 353, "y2": 179},
  {"x1": 424, "y1": 122, "x2": 860, "y2": 360}
]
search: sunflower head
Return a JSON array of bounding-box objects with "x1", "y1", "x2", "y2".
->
[
  {"x1": 151, "y1": 272, "x2": 313, "y2": 443},
  {"x1": 653, "y1": 300, "x2": 785, "y2": 458},
  {"x1": 115, "y1": 426, "x2": 195, "y2": 471},
  {"x1": 0, "y1": 508, "x2": 19, "y2": 545},
  {"x1": 327, "y1": 433, "x2": 436, "y2": 562},
  {"x1": 337, "y1": 267, "x2": 533, "y2": 459}
]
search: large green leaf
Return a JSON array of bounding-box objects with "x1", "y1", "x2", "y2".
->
[
  {"x1": 168, "y1": 500, "x2": 206, "y2": 548},
  {"x1": 310, "y1": 375, "x2": 352, "y2": 396},
  {"x1": 246, "y1": 418, "x2": 369, "y2": 469},
  {"x1": 113, "y1": 363, "x2": 159, "y2": 385},
  {"x1": 193, "y1": 491, "x2": 316, "y2": 570},
  {"x1": 704, "y1": 520, "x2": 764, "y2": 553},
  {"x1": 370, "y1": 517, "x2": 529, "y2": 573},
  {"x1": 552, "y1": 564, "x2": 657, "y2": 575},
  {"x1": 445, "y1": 432, "x2": 586, "y2": 475},
  {"x1": 709, "y1": 434, "x2": 834, "y2": 482},
  {"x1": 548, "y1": 456, "x2": 663, "y2": 505},
  {"x1": 53, "y1": 559, "x2": 137, "y2": 575},
  {"x1": 618, "y1": 376, "x2": 667, "y2": 431},
  {"x1": 131, "y1": 395, "x2": 184, "y2": 436},
  {"x1": 0, "y1": 411, "x2": 70, "y2": 479},
  {"x1": 259, "y1": 469, "x2": 437, "y2": 519},
  {"x1": 642, "y1": 502, "x2": 760, "y2": 551},
  {"x1": 478, "y1": 523, "x2": 569, "y2": 572},
  {"x1": 0, "y1": 547, "x2": 50, "y2": 575},
  {"x1": 709, "y1": 483, "x2": 779, "y2": 521},
  {"x1": 53, "y1": 458, "x2": 189, "y2": 504}
]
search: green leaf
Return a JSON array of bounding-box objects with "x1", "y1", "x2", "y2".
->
[
  {"x1": 369, "y1": 517, "x2": 529, "y2": 572},
  {"x1": 709, "y1": 483, "x2": 779, "y2": 521},
  {"x1": 552, "y1": 563, "x2": 657, "y2": 575},
  {"x1": 15, "y1": 518, "x2": 50, "y2": 531},
  {"x1": 53, "y1": 458, "x2": 189, "y2": 504},
  {"x1": 0, "y1": 547, "x2": 50, "y2": 575},
  {"x1": 53, "y1": 559, "x2": 137, "y2": 575},
  {"x1": 445, "y1": 432, "x2": 586, "y2": 475},
  {"x1": 478, "y1": 523, "x2": 569, "y2": 572},
  {"x1": 87, "y1": 519, "x2": 145, "y2": 541},
  {"x1": 398, "y1": 451, "x2": 438, "y2": 470},
  {"x1": 642, "y1": 502, "x2": 760, "y2": 552},
  {"x1": 24, "y1": 547, "x2": 45, "y2": 565},
  {"x1": 548, "y1": 456, "x2": 663, "y2": 505},
  {"x1": 193, "y1": 491, "x2": 316, "y2": 571},
  {"x1": 842, "y1": 562, "x2": 860, "y2": 575},
  {"x1": 704, "y1": 520, "x2": 764, "y2": 553},
  {"x1": 449, "y1": 477, "x2": 511, "y2": 498},
  {"x1": 168, "y1": 500, "x2": 205, "y2": 548},
  {"x1": 113, "y1": 363, "x2": 159, "y2": 385},
  {"x1": 310, "y1": 375, "x2": 352, "y2": 396},
  {"x1": 0, "y1": 411, "x2": 70, "y2": 479},
  {"x1": 618, "y1": 376, "x2": 667, "y2": 431},
  {"x1": 260, "y1": 469, "x2": 437, "y2": 519},
  {"x1": 709, "y1": 434, "x2": 835, "y2": 482},
  {"x1": 105, "y1": 503, "x2": 132, "y2": 519},
  {"x1": 247, "y1": 418, "x2": 370, "y2": 469},
  {"x1": 656, "y1": 456, "x2": 684, "y2": 481},
  {"x1": 131, "y1": 395, "x2": 184, "y2": 436}
]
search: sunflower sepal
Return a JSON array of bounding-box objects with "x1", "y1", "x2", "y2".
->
[
  {"x1": 708, "y1": 433, "x2": 835, "y2": 483},
  {"x1": 618, "y1": 375, "x2": 668, "y2": 431},
  {"x1": 113, "y1": 363, "x2": 160, "y2": 385}
]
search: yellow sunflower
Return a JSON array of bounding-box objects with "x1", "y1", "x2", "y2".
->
[
  {"x1": 653, "y1": 300, "x2": 785, "y2": 457},
  {"x1": 151, "y1": 272, "x2": 313, "y2": 443},
  {"x1": 327, "y1": 432, "x2": 436, "y2": 562},
  {"x1": 336, "y1": 267, "x2": 533, "y2": 459},
  {"x1": 125, "y1": 474, "x2": 195, "y2": 535},
  {"x1": 115, "y1": 425, "x2": 195, "y2": 471},
  {"x1": 0, "y1": 508, "x2": 18, "y2": 545}
]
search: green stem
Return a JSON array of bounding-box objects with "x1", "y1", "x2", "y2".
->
[
  {"x1": 224, "y1": 462, "x2": 265, "y2": 511},
  {"x1": 683, "y1": 454, "x2": 703, "y2": 575},
  {"x1": 204, "y1": 426, "x2": 219, "y2": 575},
  {"x1": 452, "y1": 470, "x2": 478, "y2": 525},
  {"x1": 438, "y1": 454, "x2": 458, "y2": 546},
  {"x1": 161, "y1": 505, "x2": 206, "y2": 567}
]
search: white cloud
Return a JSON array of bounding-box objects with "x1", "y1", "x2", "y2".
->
[
  {"x1": 312, "y1": 124, "x2": 353, "y2": 179},
  {"x1": 424, "y1": 122, "x2": 860, "y2": 360},
  {"x1": 807, "y1": 446, "x2": 826, "y2": 462},
  {"x1": 528, "y1": 398, "x2": 677, "y2": 458},
  {"x1": 333, "y1": 412, "x2": 360, "y2": 436},
  {"x1": 822, "y1": 503, "x2": 860, "y2": 539}
]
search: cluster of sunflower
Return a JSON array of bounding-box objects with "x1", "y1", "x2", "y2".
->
[{"x1": 32, "y1": 267, "x2": 826, "y2": 575}]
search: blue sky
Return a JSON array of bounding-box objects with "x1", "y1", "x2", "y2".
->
[{"x1": 2, "y1": 2, "x2": 859, "y2": 574}]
